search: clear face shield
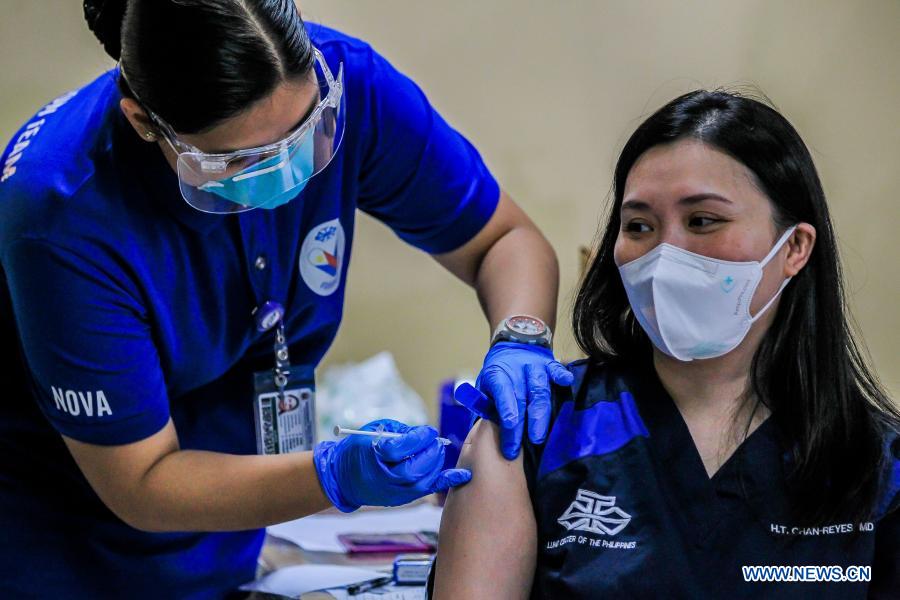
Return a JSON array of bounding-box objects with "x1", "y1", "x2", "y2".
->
[{"x1": 124, "y1": 48, "x2": 345, "y2": 214}]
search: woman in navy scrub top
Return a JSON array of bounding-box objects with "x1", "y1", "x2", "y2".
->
[
  {"x1": 433, "y1": 91, "x2": 900, "y2": 598},
  {"x1": 0, "y1": 1, "x2": 573, "y2": 598}
]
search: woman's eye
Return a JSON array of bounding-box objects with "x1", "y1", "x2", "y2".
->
[
  {"x1": 688, "y1": 216, "x2": 720, "y2": 228},
  {"x1": 624, "y1": 221, "x2": 652, "y2": 233}
]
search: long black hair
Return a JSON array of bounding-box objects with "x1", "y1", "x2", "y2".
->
[
  {"x1": 573, "y1": 90, "x2": 899, "y2": 525},
  {"x1": 83, "y1": 0, "x2": 315, "y2": 134}
]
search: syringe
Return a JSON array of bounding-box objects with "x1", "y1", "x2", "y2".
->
[{"x1": 333, "y1": 425, "x2": 452, "y2": 446}]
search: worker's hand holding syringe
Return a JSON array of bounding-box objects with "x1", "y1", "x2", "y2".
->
[{"x1": 314, "y1": 419, "x2": 471, "y2": 512}]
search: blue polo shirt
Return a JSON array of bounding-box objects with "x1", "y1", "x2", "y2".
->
[
  {"x1": 0, "y1": 24, "x2": 499, "y2": 599},
  {"x1": 519, "y1": 360, "x2": 900, "y2": 598}
]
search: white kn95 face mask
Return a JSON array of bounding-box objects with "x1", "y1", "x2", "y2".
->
[{"x1": 617, "y1": 226, "x2": 797, "y2": 361}]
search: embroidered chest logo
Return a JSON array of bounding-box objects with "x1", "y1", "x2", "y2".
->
[
  {"x1": 558, "y1": 488, "x2": 632, "y2": 536},
  {"x1": 299, "y1": 218, "x2": 345, "y2": 297}
]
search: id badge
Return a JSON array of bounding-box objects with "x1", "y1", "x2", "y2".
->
[{"x1": 253, "y1": 365, "x2": 316, "y2": 455}]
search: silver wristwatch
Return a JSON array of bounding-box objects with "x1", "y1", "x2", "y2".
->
[{"x1": 491, "y1": 315, "x2": 553, "y2": 349}]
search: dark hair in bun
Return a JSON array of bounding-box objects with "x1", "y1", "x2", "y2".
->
[
  {"x1": 82, "y1": 0, "x2": 315, "y2": 134},
  {"x1": 83, "y1": 1, "x2": 128, "y2": 61}
]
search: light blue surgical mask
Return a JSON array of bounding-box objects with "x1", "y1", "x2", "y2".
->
[{"x1": 198, "y1": 130, "x2": 316, "y2": 210}]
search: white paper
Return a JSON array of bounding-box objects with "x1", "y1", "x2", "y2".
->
[
  {"x1": 239, "y1": 564, "x2": 387, "y2": 595},
  {"x1": 326, "y1": 584, "x2": 426, "y2": 600},
  {"x1": 267, "y1": 504, "x2": 443, "y2": 553}
]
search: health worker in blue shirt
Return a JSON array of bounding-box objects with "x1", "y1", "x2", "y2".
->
[{"x1": 0, "y1": 1, "x2": 573, "y2": 597}]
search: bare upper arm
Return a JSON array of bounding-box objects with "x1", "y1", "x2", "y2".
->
[
  {"x1": 431, "y1": 189, "x2": 535, "y2": 285},
  {"x1": 62, "y1": 419, "x2": 179, "y2": 529},
  {"x1": 433, "y1": 419, "x2": 537, "y2": 599}
]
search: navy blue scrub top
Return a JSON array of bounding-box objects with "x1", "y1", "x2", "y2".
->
[
  {"x1": 0, "y1": 24, "x2": 499, "y2": 599},
  {"x1": 519, "y1": 360, "x2": 900, "y2": 599}
]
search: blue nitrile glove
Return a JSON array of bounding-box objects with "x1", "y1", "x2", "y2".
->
[
  {"x1": 313, "y1": 418, "x2": 472, "y2": 513},
  {"x1": 469, "y1": 342, "x2": 574, "y2": 460}
]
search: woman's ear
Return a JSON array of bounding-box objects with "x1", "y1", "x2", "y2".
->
[
  {"x1": 784, "y1": 222, "x2": 816, "y2": 277},
  {"x1": 119, "y1": 98, "x2": 159, "y2": 143}
]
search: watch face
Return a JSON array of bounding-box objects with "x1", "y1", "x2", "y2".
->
[{"x1": 507, "y1": 315, "x2": 546, "y2": 336}]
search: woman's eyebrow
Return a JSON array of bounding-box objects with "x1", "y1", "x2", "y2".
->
[
  {"x1": 621, "y1": 199, "x2": 651, "y2": 211},
  {"x1": 679, "y1": 193, "x2": 732, "y2": 205},
  {"x1": 621, "y1": 193, "x2": 732, "y2": 211}
]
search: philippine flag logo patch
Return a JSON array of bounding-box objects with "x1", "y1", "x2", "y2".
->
[{"x1": 299, "y1": 218, "x2": 345, "y2": 296}]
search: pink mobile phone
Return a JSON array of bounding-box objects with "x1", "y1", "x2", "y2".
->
[{"x1": 337, "y1": 532, "x2": 436, "y2": 554}]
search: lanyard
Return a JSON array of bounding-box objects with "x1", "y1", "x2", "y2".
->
[
  {"x1": 273, "y1": 321, "x2": 290, "y2": 393},
  {"x1": 255, "y1": 300, "x2": 290, "y2": 397},
  {"x1": 251, "y1": 300, "x2": 316, "y2": 455}
]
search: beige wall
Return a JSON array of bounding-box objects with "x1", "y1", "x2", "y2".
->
[{"x1": 2, "y1": 1, "x2": 897, "y2": 415}]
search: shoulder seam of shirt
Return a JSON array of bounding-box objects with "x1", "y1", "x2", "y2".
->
[
  {"x1": 3, "y1": 235, "x2": 145, "y2": 313},
  {"x1": 0, "y1": 144, "x2": 97, "y2": 204},
  {"x1": 1, "y1": 71, "x2": 113, "y2": 200}
]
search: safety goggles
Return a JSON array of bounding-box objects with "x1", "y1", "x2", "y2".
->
[{"x1": 123, "y1": 48, "x2": 345, "y2": 214}]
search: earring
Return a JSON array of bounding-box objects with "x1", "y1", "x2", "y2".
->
[{"x1": 144, "y1": 131, "x2": 157, "y2": 141}]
